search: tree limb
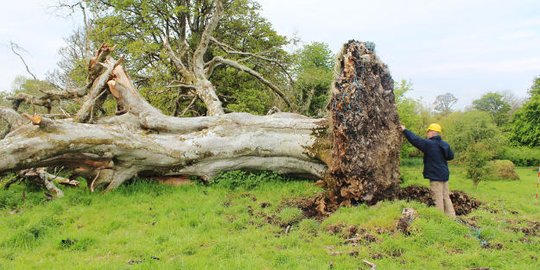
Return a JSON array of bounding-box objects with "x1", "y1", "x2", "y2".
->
[
  {"x1": 210, "y1": 37, "x2": 294, "y2": 84},
  {"x1": 6, "y1": 93, "x2": 52, "y2": 113},
  {"x1": 162, "y1": 35, "x2": 189, "y2": 76},
  {"x1": 210, "y1": 56, "x2": 292, "y2": 108},
  {"x1": 76, "y1": 46, "x2": 122, "y2": 122},
  {"x1": 192, "y1": 0, "x2": 223, "y2": 75}
]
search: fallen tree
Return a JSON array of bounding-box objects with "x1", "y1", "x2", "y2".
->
[
  {"x1": 0, "y1": 44, "x2": 328, "y2": 191},
  {"x1": 0, "y1": 39, "x2": 399, "y2": 199}
]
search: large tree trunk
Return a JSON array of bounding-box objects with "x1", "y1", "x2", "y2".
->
[
  {"x1": 0, "y1": 110, "x2": 328, "y2": 191},
  {"x1": 0, "y1": 41, "x2": 401, "y2": 210}
]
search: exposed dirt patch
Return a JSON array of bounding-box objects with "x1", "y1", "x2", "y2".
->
[
  {"x1": 286, "y1": 185, "x2": 480, "y2": 220},
  {"x1": 510, "y1": 221, "x2": 540, "y2": 237},
  {"x1": 325, "y1": 224, "x2": 381, "y2": 244},
  {"x1": 397, "y1": 185, "x2": 481, "y2": 215}
]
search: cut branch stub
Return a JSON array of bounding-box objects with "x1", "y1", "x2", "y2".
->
[{"x1": 325, "y1": 40, "x2": 402, "y2": 207}]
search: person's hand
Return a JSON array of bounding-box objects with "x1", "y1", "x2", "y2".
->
[{"x1": 399, "y1": 124, "x2": 405, "y2": 131}]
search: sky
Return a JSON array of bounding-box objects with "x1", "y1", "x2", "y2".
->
[{"x1": 1, "y1": 0, "x2": 539, "y2": 109}]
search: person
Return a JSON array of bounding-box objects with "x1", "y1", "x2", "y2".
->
[{"x1": 400, "y1": 123, "x2": 456, "y2": 217}]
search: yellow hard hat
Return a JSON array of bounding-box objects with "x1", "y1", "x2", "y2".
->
[{"x1": 426, "y1": 123, "x2": 442, "y2": 133}]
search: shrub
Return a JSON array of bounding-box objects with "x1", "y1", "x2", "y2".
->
[
  {"x1": 442, "y1": 110, "x2": 505, "y2": 159},
  {"x1": 210, "y1": 170, "x2": 287, "y2": 190},
  {"x1": 500, "y1": 146, "x2": 540, "y2": 166},
  {"x1": 486, "y1": 160, "x2": 520, "y2": 180},
  {"x1": 464, "y1": 142, "x2": 493, "y2": 187}
]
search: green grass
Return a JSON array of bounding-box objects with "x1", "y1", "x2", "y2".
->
[{"x1": 0, "y1": 167, "x2": 539, "y2": 269}]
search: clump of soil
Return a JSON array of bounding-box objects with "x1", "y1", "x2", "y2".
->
[
  {"x1": 291, "y1": 185, "x2": 480, "y2": 219},
  {"x1": 510, "y1": 221, "x2": 540, "y2": 237},
  {"x1": 397, "y1": 186, "x2": 481, "y2": 216}
]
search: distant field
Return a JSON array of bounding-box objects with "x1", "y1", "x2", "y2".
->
[{"x1": 0, "y1": 166, "x2": 538, "y2": 269}]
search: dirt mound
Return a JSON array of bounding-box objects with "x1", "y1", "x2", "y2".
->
[
  {"x1": 397, "y1": 186, "x2": 480, "y2": 215},
  {"x1": 293, "y1": 186, "x2": 480, "y2": 219}
]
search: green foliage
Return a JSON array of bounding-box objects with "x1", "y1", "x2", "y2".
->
[
  {"x1": 395, "y1": 80, "x2": 428, "y2": 158},
  {"x1": 441, "y1": 110, "x2": 505, "y2": 185},
  {"x1": 214, "y1": 68, "x2": 274, "y2": 115},
  {"x1": 276, "y1": 207, "x2": 304, "y2": 225},
  {"x1": 441, "y1": 110, "x2": 504, "y2": 158},
  {"x1": 486, "y1": 160, "x2": 519, "y2": 180},
  {"x1": 210, "y1": 170, "x2": 288, "y2": 190},
  {"x1": 500, "y1": 146, "x2": 540, "y2": 166},
  {"x1": 472, "y1": 92, "x2": 511, "y2": 126},
  {"x1": 464, "y1": 142, "x2": 493, "y2": 186},
  {"x1": 292, "y1": 42, "x2": 334, "y2": 116},
  {"x1": 510, "y1": 92, "x2": 540, "y2": 147},
  {"x1": 528, "y1": 76, "x2": 540, "y2": 96},
  {"x1": 400, "y1": 158, "x2": 424, "y2": 167}
]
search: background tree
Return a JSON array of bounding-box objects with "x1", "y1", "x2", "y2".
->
[
  {"x1": 441, "y1": 110, "x2": 504, "y2": 157},
  {"x1": 292, "y1": 42, "x2": 334, "y2": 117},
  {"x1": 441, "y1": 110, "x2": 505, "y2": 185},
  {"x1": 500, "y1": 90, "x2": 524, "y2": 115},
  {"x1": 433, "y1": 92, "x2": 457, "y2": 115},
  {"x1": 510, "y1": 76, "x2": 540, "y2": 147},
  {"x1": 472, "y1": 92, "x2": 511, "y2": 126}
]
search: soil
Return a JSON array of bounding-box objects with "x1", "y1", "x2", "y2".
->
[
  {"x1": 290, "y1": 185, "x2": 481, "y2": 220},
  {"x1": 397, "y1": 185, "x2": 481, "y2": 216}
]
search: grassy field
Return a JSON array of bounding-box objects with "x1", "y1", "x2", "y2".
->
[{"x1": 0, "y1": 166, "x2": 539, "y2": 269}]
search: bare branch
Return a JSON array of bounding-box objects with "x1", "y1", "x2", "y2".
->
[
  {"x1": 211, "y1": 56, "x2": 292, "y2": 108},
  {"x1": 10, "y1": 41, "x2": 37, "y2": 80},
  {"x1": 163, "y1": 35, "x2": 187, "y2": 71},
  {"x1": 19, "y1": 168, "x2": 66, "y2": 198},
  {"x1": 180, "y1": 95, "x2": 199, "y2": 116},
  {"x1": 210, "y1": 37, "x2": 294, "y2": 84}
]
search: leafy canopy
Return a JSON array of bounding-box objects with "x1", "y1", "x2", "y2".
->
[{"x1": 472, "y1": 92, "x2": 511, "y2": 126}]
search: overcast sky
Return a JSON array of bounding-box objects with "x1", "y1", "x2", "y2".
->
[{"x1": 1, "y1": 0, "x2": 539, "y2": 109}]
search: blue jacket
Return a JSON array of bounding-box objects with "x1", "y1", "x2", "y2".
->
[{"x1": 403, "y1": 129, "x2": 454, "y2": 181}]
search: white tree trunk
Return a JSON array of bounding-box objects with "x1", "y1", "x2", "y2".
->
[{"x1": 0, "y1": 109, "x2": 328, "y2": 191}]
